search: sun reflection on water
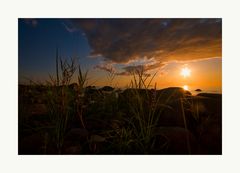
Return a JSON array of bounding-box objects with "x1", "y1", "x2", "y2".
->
[{"x1": 183, "y1": 85, "x2": 189, "y2": 90}]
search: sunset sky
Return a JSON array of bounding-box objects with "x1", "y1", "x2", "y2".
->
[{"x1": 19, "y1": 18, "x2": 222, "y2": 92}]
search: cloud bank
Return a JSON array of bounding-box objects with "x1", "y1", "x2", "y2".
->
[{"x1": 71, "y1": 19, "x2": 222, "y2": 74}]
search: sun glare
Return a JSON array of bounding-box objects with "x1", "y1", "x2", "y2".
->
[
  {"x1": 183, "y1": 85, "x2": 189, "y2": 90},
  {"x1": 181, "y1": 67, "x2": 191, "y2": 78}
]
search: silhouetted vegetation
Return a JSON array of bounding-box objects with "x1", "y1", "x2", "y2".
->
[{"x1": 19, "y1": 56, "x2": 222, "y2": 155}]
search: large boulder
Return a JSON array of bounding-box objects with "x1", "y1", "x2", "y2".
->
[
  {"x1": 197, "y1": 93, "x2": 222, "y2": 100},
  {"x1": 195, "y1": 89, "x2": 202, "y2": 92},
  {"x1": 185, "y1": 95, "x2": 222, "y2": 130},
  {"x1": 120, "y1": 87, "x2": 191, "y2": 109},
  {"x1": 65, "y1": 128, "x2": 89, "y2": 141},
  {"x1": 198, "y1": 123, "x2": 222, "y2": 154},
  {"x1": 156, "y1": 98, "x2": 197, "y2": 130},
  {"x1": 152, "y1": 127, "x2": 200, "y2": 154},
  {"x1": 156, "y1": 87, "x2": 191, "y2": 103},
  {"x1": 185, "y1": 95, "x2": 222, "y2": 154},
  {"x1": 157, "y1": 94, "x2": 221, "y2": 129},
  {"x1": 100, "y1": 86, "x2": 114, "y2": 92}
]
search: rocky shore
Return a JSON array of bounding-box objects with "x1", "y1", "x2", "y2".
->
[{"x1": 19, "y1": 85, "x2": 222, "y2": 154}]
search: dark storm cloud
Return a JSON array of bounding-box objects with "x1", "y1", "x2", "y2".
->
[
  {"x1": 71, "y1": 19, "x2": 221, "y2": 64},
  {"x1": 70, "y1": 19, "x2": 221, "y2": 75}
]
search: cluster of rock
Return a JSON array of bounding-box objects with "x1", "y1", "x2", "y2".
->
[{"x1": 19, "y1": 84, "x2": 222, "y2": 154}]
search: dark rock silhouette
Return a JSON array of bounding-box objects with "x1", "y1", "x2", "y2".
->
[
  {"x1": 153, "y1": 127, "x2": 200, "y2": 154},
  {"x1": 86, "y1": 85, "x2": 96, "y2": 89},
  {"x1": 156, "y1": 87, "x2": 192, "y2": 100},
  {"x1": 69, "y1": 83, "x2": 78, "y2": 90},
  {"x1": 18, "y1": 84, "x2": 221, "y2": 154},
  {"x1": 197, "y1": 93, "x2": 222, "y2": 99},
  {"x1": 100, "y1": 86, "x2": 114, "y2": 92}
]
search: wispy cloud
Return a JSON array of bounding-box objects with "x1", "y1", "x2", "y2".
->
[
  {"x1": 94, "y1": 63, "x2": 116, "y2": 73},
  {"x1": 116, "y1": 62, "x2": 165, "y2": 76}
]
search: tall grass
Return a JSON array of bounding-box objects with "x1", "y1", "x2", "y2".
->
[
  {"x1": 107, "y1": 67, "x2": 194, "y2": 153},
  {"x1": 20, "y1": 50, "x2": 199, "y2": 154},
  {"x1": 127, "y1": 69, "x2": 161, "y2": 152},
  {"x1": 46, "y1": 60, "x2": 75, "y2": 153},
  {"x1": 76, "y1": 64, "x2": 88, "y2": 128},
  {"x1": 45, "y1": 50, "x2": 88, "y2": 153},
  {"x1": 104, "y1": 68, "x2": 165, "y2": 153}
]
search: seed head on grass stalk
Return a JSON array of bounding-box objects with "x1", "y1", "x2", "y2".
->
[
  {"x1": 107, "y1": 68, "x2": 116, "y2": 87},
  {"x1": 112, "y1": 68, "x2": 161, "y2": 153},
  {"x1": 46, "y1": 53, "x2": 77, "y2": 153}
]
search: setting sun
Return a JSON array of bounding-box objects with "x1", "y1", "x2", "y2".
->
[{"x1": 181, "y1": 67, "x2": 191, "y2": 78}]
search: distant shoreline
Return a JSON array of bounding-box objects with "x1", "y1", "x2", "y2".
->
[{"x1": 18, "y1": 84, "x2": 222, "y2": 96}]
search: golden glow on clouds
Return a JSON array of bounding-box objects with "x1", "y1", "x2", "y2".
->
[{"x1": 88, "y1": 58, "x2": 221, "y2": 92}]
